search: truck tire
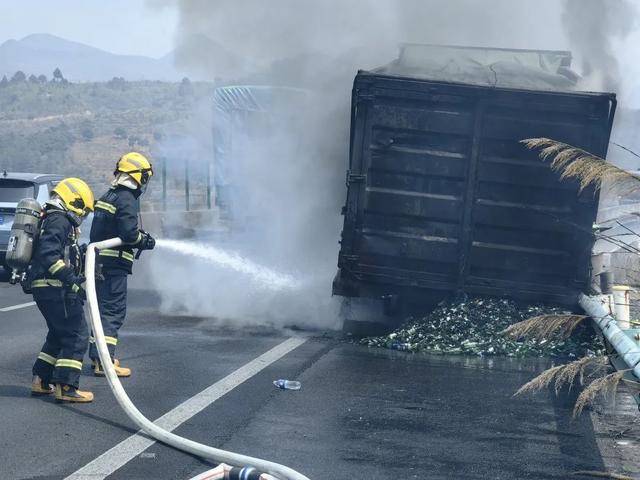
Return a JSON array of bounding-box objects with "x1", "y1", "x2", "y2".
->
[{"x1": 341, "y1": 297, "x2": 400, "y2": 337}]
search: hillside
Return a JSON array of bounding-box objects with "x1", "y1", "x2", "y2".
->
[{"x1": 0, "y1": 78, "x2": 215, "y2": 209}]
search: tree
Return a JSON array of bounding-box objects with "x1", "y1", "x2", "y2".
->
[
  {"x1": 52, "y1": 67, "x2": 65, "y2": 82},
  {"x1": 80, "y1": 120, "x2": 95, "y2": 141},
  {"x1": 11, "y1": 71, "x2": 26, "y2": 83},
  {"x1": 37, "y1": 74, "x2": 47, "y2": 83},
  {"x1": 178, "y1": 77, "x2": 193, "y2": 96},
  {"x1": 107, "y1": 77, "x2": 126, "y2": 89},
  {"x1": 0, "y1": 75, "x2": 8, "y2": 87},
  {"x1": 28, "y1": 74, "x2": 38, "y2": 83},
  {"x1": 113, "y1": 127, "x2": 127, "y2": 139},
  {"x1": 81, "y1": 127, "x2": 95, "y2": 141}
]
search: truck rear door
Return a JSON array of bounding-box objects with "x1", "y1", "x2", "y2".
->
[{"x1": 338, "y1": 73, "x2": 616, "y2": 304}]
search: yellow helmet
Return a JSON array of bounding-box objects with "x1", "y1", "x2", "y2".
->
[
  {"x1": 52, "y1": 178, "x2": 95, "y2": 217},
  {"x1": 115, "y1": 152, "x2": 154, "y2": 187}
]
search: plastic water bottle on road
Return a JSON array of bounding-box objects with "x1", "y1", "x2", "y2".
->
[{"x1": 273, "y1": 379, "x2": 301, "y2": 390}]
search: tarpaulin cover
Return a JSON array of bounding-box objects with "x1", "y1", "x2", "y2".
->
[{"x1": 373, "y1": 44, "x2": 578, "y2": 91}]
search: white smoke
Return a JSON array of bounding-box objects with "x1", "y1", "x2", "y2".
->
[
  {"x1": 560, "y1": 0, "x2": 640, "y2": 175},
  {"x1": 562, "y1": 0, "x2": 638, "y2": 95},
  {"x1": 143, "y1": 0, "x2": 640, "y2": 328}
]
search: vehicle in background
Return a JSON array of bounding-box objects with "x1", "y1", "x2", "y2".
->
[
  {"x1": 212, "y1": 85, "x2": 310, "y2": 227},
  {"x1": 0, "y1": 172, "x2": 64, "y2": 270},
  {"x1": 334, "y1": 45, "x2": 617, "y2": 333}
]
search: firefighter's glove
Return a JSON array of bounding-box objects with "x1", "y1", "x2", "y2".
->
[
  {"x1": 65, "y1": 274, "x2": 86, "y2": 301},
  {"x1": 139, "y1": 231, "x2": 156, "y2": 251}
]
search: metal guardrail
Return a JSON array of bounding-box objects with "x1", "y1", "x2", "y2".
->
[{"x1": 579, "y1": 294, "x2": 640, "y2": 381}]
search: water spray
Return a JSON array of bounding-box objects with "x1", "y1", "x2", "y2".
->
[
  {"x1": 85, "y1": 237, "x2": 310, "y2": 480},
  {"x1": 155, "y1": 239, "x2": 298, "y2": 291}
]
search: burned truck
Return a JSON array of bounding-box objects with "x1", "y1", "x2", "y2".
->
[{"x1": 333, "y1": 45, "x2": 617, "y2": 323}]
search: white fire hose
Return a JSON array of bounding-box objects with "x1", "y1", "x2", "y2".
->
[{"x1": 85, "y1": 238, "x2": 311, "y2": 480}]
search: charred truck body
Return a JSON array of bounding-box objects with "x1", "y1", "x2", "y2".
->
[{"x1": 334, "y1": 45, "x2": 617, "y2": 319}]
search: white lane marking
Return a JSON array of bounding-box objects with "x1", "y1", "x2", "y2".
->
[
  {"x1": 65, "y1": 336, "x2": 308, "y2": 480},
  {"x1": 0, "y1": 301, "x2": 36, "y2": 312}
]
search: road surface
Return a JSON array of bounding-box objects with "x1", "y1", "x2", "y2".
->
[{"x1": 0, "y1": 279, "x2": 614, "y2": 480}]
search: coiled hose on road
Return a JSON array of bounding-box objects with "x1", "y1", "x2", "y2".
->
[{"x1": 85, "y1": 238, "x2": 311, "y2": 480}]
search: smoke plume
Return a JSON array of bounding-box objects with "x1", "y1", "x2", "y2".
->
[
  {"x1": 560, "y1": 0, "x2": 640, "y2": 178},
  {"x1": 562, "y1": 0, "x2": 638, "y2": 93},
  {"x1": 162, "y1": 0, "x2": 569, "y2": 80},
  {"x1": 143, "y1": 0, "x2": 639, "y2": 329}
]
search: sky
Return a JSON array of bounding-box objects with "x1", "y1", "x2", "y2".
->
[
  {"x1": 0, "y1": 0, "x2": 638, "y2": 104},
  {"x1": 0, "y1": 0, "x2": 178, "y2": 58}
]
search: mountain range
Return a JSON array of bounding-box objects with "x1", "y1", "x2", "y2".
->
[{"x1": 0, "y1": 34, "x2": 248, "y2": 82}]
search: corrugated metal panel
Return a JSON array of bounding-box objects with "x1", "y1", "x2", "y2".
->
[{"x1": 335, "y1": 71, "x2": 616, "y2": 305}]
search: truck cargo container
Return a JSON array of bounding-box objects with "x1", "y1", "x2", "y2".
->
[{"x1": 333, "y1": 45, "x2": 617, "y2": 321}]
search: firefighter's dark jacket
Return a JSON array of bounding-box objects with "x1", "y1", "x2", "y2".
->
[
  {"x1": 31, "y1": 207, "x2": 82, "y2": 299},
  {"x1": 90, "y1": 186, "x2": 144, "y2": 274}
]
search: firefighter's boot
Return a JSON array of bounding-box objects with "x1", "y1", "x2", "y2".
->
[
  {"x1": 93, "y1": 359, "x2": 131, "y2": 378},
  {"x1": 55, "y1": 384, "x2": 94, "y2": 403},
  {"x1": 31, "y1": 375, "x2": 54, "y2": 396}
]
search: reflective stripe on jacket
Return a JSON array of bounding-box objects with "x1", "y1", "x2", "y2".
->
[{"x1": 90, "y1": 186, "x2": 143, "y2": 274}]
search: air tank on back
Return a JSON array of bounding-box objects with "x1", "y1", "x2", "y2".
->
[{"x1": 6, "y1": 198, "x2": 42, "y2": 284}]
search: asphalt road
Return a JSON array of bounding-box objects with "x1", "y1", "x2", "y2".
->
[{"x1": 0, "y1": 280, "x2": 609, "y2": 480}]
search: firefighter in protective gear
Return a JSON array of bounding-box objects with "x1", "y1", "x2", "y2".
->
[
  {"x1": 89, "y1": 152, "x2": 155, "y2": 377},
  {"x1": 30, "y1": 178, "x2": 95, "y2": 403}
]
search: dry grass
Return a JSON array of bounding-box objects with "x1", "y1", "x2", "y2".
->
[
  {"x1": 502, "y1": 315, "x2": 589, "y2": 341},
  {"x1": 514, "y1": 357, "x2": 607, "y2": 397},
  {"x1": 573, "y1": 370, "x2": 627, "y2": 418},
  {"x1": 514, "y1": 364, "x2": 565, "y2": 396},
  {"x1": 516, "y1": 357, "x2": 627, "y2": 419},
  {"x1": 554, "y1": 357, "x2": 608, "y2": 394},
  {"x1": 522, "y1": 138, "x2": 640, "y2": 193}
]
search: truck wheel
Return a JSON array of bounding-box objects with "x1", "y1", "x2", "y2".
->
[{"x1": 341, "y1": 297, "x2": 400, "y2": 337}]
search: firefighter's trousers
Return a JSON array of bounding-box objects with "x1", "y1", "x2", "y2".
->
[
  {"x1": 89, "y1": 273, "x2": 127, "y2": 362},
  {"x1": 32, "y1": 295, "x2": 89, "y2": 388}
]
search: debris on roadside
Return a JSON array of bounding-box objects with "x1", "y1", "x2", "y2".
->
[{"x1": 361, "y1": 296, "x2": 606, "y2": 357}]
